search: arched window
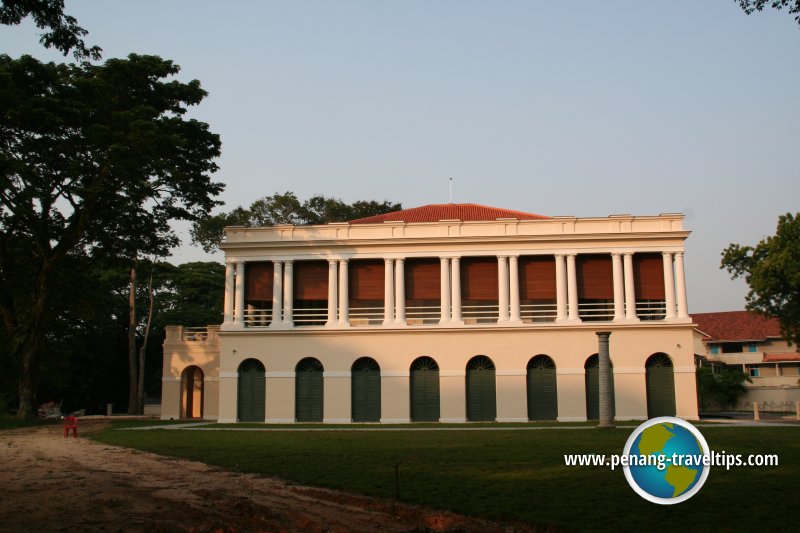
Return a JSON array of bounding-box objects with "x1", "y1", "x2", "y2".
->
[
  {"x1": 351, "y1": 357, "x2": 381, "y2": 422},
  {"x1": 296, "y1": 358, "x2": 324, "y2": 422},
  {"x1": 646, "y1": 353, "x2": 676, "y2": 418},
  {"x1": 410, "y1": 357, "x2": 440, "y2": 422},
  {"x1": 527, "y1": 355, "x2": 557, "y2": 421},
  {"x1": 237, "y1": 359, "x2": 265, "y2": 422},
  {"x1": 466, "y1": 355, "x2": 496, "y2": 421}
]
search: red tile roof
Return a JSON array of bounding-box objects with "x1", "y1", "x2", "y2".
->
[
  {"x1": 763, "y1": 353, "x2": 800, "y2": 362},
  {"x1": 348, "y1": 203, "x2": 550, "y2": 224},
  {"x1": 692, "y1": 311, "x2": 782, "y2": 341}
]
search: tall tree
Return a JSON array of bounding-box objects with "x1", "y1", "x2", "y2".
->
[
  {"x1": 191, "y1": 192, "x2": 401, "y2": 253},
  {"x1": 737, "y1": 0, "x2": 800, "y2": 27},
  {"x1": 721, "y1": 212, "x2": 800, "y2": 346},
  {"x1": 0, "y1": 0, "x2": 101, "y2": 59},
  {"x1": 0, "y1": 54, "x2": 223, "y2": 418}
]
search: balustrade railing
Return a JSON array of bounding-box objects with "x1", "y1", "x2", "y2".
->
[
  {"x1": 293, "y1": 307, "x2": 327, "y2": 326},
  {"x1": 462, "y1": 304, "x2": 499, "y2": 324},
  {"x1": 349, "y1": 306, "x2": 385, "y2": 326},
  {"x1": 578, "y1": 301, "x2": 615, "y2": 321},
  {"x1": 636, "y1": 300, "x2": 667, "y2": 321},
  {"x1": 406, "y1": 305, "x2": 441, "y2": 325},
  {"x1": 520, "y1": 303, "x2": 557, "y2": 323},
  {"x1": 243, "y1": 308, "x2": 272, "y2": 327}
]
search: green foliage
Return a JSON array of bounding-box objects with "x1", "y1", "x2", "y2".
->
[
  {"x1": 737, "y1": 0, "x2": 800, "y2": 27},
  {"x1": 94, "y1": 425, "x2": 800, "y2": 531},
  {"x1": 0, "y1": 0, "x2": 102, "y2": 59},
  {"x1": 696, "y1": 365, "x2": 751, "y2": 409},
  {"x1": 191, "y1": 192, "x2": 401, "y2": 252},
  {"x1": 0, "y1": 53, "x2": 223, "y2": 417},
  {"x1": 721, "y1": 213, "x2": 800, "y2": 346}
]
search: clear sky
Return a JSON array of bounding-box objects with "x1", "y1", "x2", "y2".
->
[{"x1": 4, "y1": 1, "x2": 799, "y2": 313}]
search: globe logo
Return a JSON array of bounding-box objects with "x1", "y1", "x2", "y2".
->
[{"x1": 622, "y1": 417, "x2": 710, "y2": 504}]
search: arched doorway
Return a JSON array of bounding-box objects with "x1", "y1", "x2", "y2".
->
[
  {"x1": 466, "y1": 355, "x2": 496, "y2": 421},
  {"x1": 180, "y1": 366, "x2": 204, "y2": 419},
  {"x1": 352, "y1": 357, "x2": 381, "y2": 422},
  {"x1": 296, "y1": 357, "x2": 324, "y2": 422},
  {"x1": 646, "y1": 353, "x2": 676, "y2": 418},
  {"x1": 237, "y1": 359, "x2": 265, "y2": 422},
  {"x1": 585, "y1": 354, "x2": 615, "y2": 420},
  {"x1": 527, "y1": 355, "x2": 557, "y2": 421},
  {"x1": 410, "y1": 357, "x2": 440, "y2": 422}
]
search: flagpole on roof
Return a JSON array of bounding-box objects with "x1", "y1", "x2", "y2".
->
[{"x1": 449, "y1": 177, "x2": 453, "y2": 204}]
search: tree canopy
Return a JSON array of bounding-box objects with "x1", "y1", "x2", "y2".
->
[
  {"x1": 721, "y1": 212, "x2": 800, "y2": 346},
  {"x1": 0, "y1": 53, "x2": 223, "y2": 417},
  {"x1": 0, "y1": 0, "x2": 101, "y2": 59},
  {"x1": 191, "y1": 192, "x2": 401, "y2": 253},
  {"x1": 737, "y1": 0, "x2": 800, "y2": 27}
]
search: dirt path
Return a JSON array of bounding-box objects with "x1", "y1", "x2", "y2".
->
[{"x1": 0, "y1": 422, "x2": 537, "y2": 532}]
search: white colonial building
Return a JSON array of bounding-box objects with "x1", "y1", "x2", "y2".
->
[{"x1": 162, "y1": 203, "x2": 699, "y2": 423}]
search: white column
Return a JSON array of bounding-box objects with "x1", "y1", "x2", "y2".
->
[
  {"x1": 282, "y1": 260, "x2": 294, "y2": 326},
  {"x1": 497, "y1": 255, "x2": 509, "y2": 323},
  {"x1": 270, "y1": 261, "x2": 283, "y2": 328},
  {"x1": 674, "y1": 251, "x2": 689, "y2": 319},
  {"x1": 611, "y1": 253, "x2": 624, "y2": 322},
  {"x1": 451, "y1": 257, "x2": 463, "y2": 324},
  {"x1": 623, "y1": 253, "x2": 638, "y2": 321},
  {"x1": 439, "y1": 257, "x2": 451, "y2": 324},
  {"x1": 223, "y1": 261, "x2": 234, "y2": 324},
  {"x1": 234, "y1": 262, "x2": 245, "y2": 327},
  {"x1": 509, "y1": 255, "x2": 521, "y2": 323},
  {"x1": 326, "y1": 260, "x2": 337, "y2": 327},
  {"x1": 383, "y1": 258, "x2": 395, "y2": 325},
  {"x1": 338, "y1": 259, "x2": 349, "y2": 325},
  {"x1": 662, "y1": 252, "x2": 676, "y2": 320},
  {"x1": 555, "y1": 254, "x2": 567, "y2": 322},
  {"x1": 394, "y1": 258, "x2": 406, "y2": 324},
  {"x1": 566, "y1": 254, "x2": 580, "y2": 322}
]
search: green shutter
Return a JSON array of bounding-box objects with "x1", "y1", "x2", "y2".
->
[
  {"x1": 467, "y1": 356, "x2": 496, "y2": 422},
  {"x1": 352, "y1": 358, "x2": 381, "y2": 422},
  {"x1": 646, "y1": 354, "x2": 676, "y2": 418},
  {"x1": 237, "y1": 359, "x2": 265, "y2": 422},
  {"x1": 410, "y1": 357, "x2": 440, "y2": 422},
  {"x1": 296, "y1": 358, "x2": 324, "y2": 422},
  {"x1": 527, "y1": 357, "x2": 558, "y2": 421}
]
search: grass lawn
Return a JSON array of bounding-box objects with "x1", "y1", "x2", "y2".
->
[{"x1": 94, "y1": 423, "x2": 800, "y2": 532}]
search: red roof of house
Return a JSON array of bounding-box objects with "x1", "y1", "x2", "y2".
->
[
  {"x1": 692, "y1": 311, "x2": 782, "y2": 342},
  {"x1": 348, "y1": 203, "x2": 550, "y2": 224},
  {"x1": 763, "y1": 353, "x2": 800, "y2": 362}
]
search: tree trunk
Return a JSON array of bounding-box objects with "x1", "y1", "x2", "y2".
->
[
  {"x1": 136, "y1": 264, "x2": 155, "y2": 415},
  {"x1": 15, "y1": 260, "x2": 52, "y2": 419},
  {"x1": 127, "y1": 255, "x2": 139, "y2": 415}
]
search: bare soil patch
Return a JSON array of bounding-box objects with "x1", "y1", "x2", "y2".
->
[{"x1": 0, "y1": 421, "x2": 539, "y2": 532}]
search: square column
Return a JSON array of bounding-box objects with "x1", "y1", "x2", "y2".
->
[
  {"x1": 451, "y1": 257, "x2": 463, "y2": 325},
  {"x1": 662, "y1": 252, "x2": 677, "y2": 319},
  {"x1": 282, "y1": 260, "x2": 294, "y2": 326},
  {"x1": 566, "y1": 254, "x2": 580, "y2": 322},
  {"x1": 383, "y1": 258, "x2": 395, "y2": 325},
  {"x1": 326, "y1": 260, "x2": 338, "y2": 327},
  {"x1": 338, "y1": 259, "x2": 349, "y2": 326},
  {"x1": 674, "y1": 252, "x2": 689, "y2": 319},
  {"x1": 270, "y1": 261, "x2": 284, "y2": 329},
  {"x1": 439, "y1": 257, "x2": 451, "y2": 324},
  {"x1": 555, "y1": 254, "x2": 567, "y2": 322},
  {"x1": 611, "y1": 253, "x2": 624, "y2": 322},
  {"x1": 497, "y1": 255, "x2": 509, "y2": 323},
  {"x1": 394, "y1": 258, "x2": 406, "y2": 325},
  {"x1": 623, "y1": 253, "x2": 638, "y2": 321},
  {"x1": 234, "y1": 261, "x2": 245, "y2": 327},
  {"x1": 223, "y1": 261, "x2": 234, "y2": 325},
  {"x1": 509, "y1": 255, "x2": 521, "y2": 324}
]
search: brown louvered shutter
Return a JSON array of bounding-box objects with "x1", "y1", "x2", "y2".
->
[
  {"x1": 349, "y1": 260, "x2": 385, "y2": 300},
  {"x1": 461, "y1": 257, "x2": 498, "y2": 300},
  {"x1": 405, "y1": 259, "x2": 440, "y2": 300},
  {"x1": 293, "y1": 261, "x2": 328, "y2": 300},
  {"x1": 577, "y1": 255, "x2": 613, "y2": 299},
  {"x1": 245, "y1": 262, "x2": 273, "y2": 301},
  {"x1": 519, "y1": 256, "x2": 556, "y2": 299},
  {"x1": 634, "y1": 254, "x2": 665, "y2": 299}
]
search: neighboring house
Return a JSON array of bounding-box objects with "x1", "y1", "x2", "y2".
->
[
  {"x1": 693, "y1": 311, "x2": 800, "y2": 404},
  {"x1": 162, "y1": 203, "x2": 699, "y2": 423}
]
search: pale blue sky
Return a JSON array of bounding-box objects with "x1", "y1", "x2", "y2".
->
[{"x1": 4, "y1": 1, "x2": 799, "y2": 312}]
